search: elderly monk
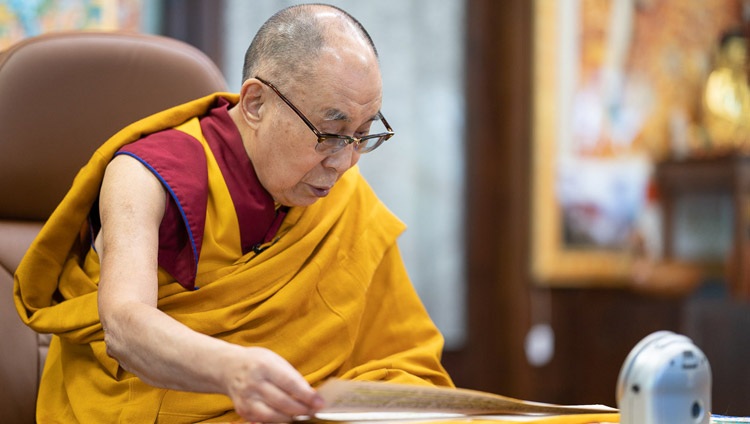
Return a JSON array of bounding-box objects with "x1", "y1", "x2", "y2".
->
[{"x1": 14, "y1": 3, "x2": 453, "y2": 423}]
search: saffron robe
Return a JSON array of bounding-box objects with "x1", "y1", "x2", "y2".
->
[
  {"x1": 13, "y1": 93, "x2": 453, "y2": 423},
  {"x1": 114, "y1": 97, "x2": 288, "y2": 290}
]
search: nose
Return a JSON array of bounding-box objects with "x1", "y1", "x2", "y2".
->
[{"x1": 321, "y1": 144, "x2": 360, "y2": 173}]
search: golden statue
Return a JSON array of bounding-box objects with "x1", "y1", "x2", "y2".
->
[{"x1": 703, "y1": 30, "x2": 750, "y2": 151}]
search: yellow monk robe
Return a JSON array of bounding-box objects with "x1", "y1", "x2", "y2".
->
[{"x1": 14, "y1": 93, "x2": 453, "y2": 423}]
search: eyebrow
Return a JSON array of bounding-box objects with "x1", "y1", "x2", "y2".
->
[
  {"x1": 322, "y1": 108, "x2": 382, "y2": 123},
  {"x1": 323, "y1": 108, "x2": 350, "y2": 122}
]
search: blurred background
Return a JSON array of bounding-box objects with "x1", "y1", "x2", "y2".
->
[{"x1": 2, "y1": 0, "x2": 749, "y2": 416}]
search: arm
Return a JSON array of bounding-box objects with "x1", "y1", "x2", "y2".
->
[{"x1": 97, "y1": 155, "x2": 323, "y2": 422}]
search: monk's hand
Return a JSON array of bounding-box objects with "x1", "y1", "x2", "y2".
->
[{"x1": 227, "y1": 346, "x2": 324, "y2": 423}]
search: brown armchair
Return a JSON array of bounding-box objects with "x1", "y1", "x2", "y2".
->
[{"x1": 0, "y1": 31, "x2": 227, "y2": 424}]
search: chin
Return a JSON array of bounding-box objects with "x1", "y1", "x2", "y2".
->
[
  {"x1": 299, "y1": 197, "x2": 321, "y2": 207},
  {"x1": 281, "y1": 196, "x2": 320, "y2": 208}
]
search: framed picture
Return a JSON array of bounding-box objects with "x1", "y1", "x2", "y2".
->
[
  {"x1": 530, "y1": 0, "x2": 742, "y2": 286},
  {"x1": 0, "y1": 0, "x2": 144, "y2": 50}
]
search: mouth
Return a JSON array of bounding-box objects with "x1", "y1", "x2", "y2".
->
[{"x1": 309, "y1": 184, "x2": 333, "y2": 197}]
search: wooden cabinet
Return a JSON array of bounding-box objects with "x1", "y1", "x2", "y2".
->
[{"x1": 655, "y1": 154, "x2": 750, "y2": 300}]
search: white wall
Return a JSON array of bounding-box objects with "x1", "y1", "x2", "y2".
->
[{"x1": 222, "y1": 0, "x2": 466, "y2": 348}]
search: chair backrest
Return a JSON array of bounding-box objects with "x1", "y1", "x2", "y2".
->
[{"x1": 0, "y1": 31, "x2": 228, "y2": 424}]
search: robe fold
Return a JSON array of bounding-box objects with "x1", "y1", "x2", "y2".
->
[{"x1": 13, "y1": 92, "x2": 453, "y2": 423}]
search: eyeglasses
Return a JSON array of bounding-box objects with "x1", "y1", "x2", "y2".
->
[{"x1": 255, "y1": 76, "x2": 394, "y2": 155}]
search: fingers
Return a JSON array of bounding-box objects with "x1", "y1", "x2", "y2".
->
[
  {"x1": 271, "y1": 367, "x2": 325, "y2": 412},
  {"x1": 228, "y1": 348, "x2": 325, "y2": 423},
  {"x1": 257, "y1": 379, "x2": 320, "y2": 419},
  {"x1": 235, "y1": 395, "x2": 297, "y2": 424},
  {"x1": 234, "y1": 378, "x2": 323, "y2": 423}
]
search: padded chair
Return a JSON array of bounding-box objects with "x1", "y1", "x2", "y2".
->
[{"x1": 0, "y1": 31, "x2": 228, "y2": 424}]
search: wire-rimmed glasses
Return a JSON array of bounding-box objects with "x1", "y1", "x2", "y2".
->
[{"x1": 255, "y1": 76, "x2": 394, "y2": 155}]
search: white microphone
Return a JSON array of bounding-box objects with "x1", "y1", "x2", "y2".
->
[{"x1": 617, "y1": 331, "x2": 712, "y2": 424}]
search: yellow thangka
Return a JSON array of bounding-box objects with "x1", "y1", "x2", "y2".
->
[{"x1": 14, "y1": 93, "x2": 453, "y2": 423}]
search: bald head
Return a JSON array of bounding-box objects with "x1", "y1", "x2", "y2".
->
[{"x1": 241, "y1": 4, "x2": 379, "y2": 87}]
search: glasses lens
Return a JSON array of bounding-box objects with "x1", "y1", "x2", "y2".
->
[
  {"x1": 313, "y1": 118, "x2": 393, "y2": 155},
  {"x1": 357, "y1": 117, "x2": 392, "y2": 153},
  {"x1": 354, "y1": 136, "x2": 387, "y2": 153},
  {"x1": 315, "y1": 137, "x2": 350, "y2": 155}
]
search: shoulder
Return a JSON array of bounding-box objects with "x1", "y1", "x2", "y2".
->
[
  {"x1": 100, "y1": 154, "x2": 168, "y2": 228},
  {"x1": 117, "y1": 125, "x2": 206, "y2": 173},
  {"x1": 115, "y1": 124, "x2": 209, "y2": 197}
]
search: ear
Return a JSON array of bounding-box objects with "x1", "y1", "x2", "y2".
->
[{"x1": 238, "y1": 79, "x2": 266, "y2": 128}]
